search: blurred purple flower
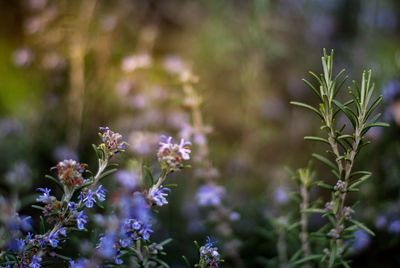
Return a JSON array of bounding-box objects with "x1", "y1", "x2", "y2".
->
[
  {"x1": 388, "y1": 219, "x2": 400, "y2": 234},
  {"x1": 350, "y1": 229, "x2": 370, "y2": 253},
  {"x1": 53, "y1": 146, "x2": 78, "y2": 162},
  {"x1": 121, "y1": 53, "x2": 152, "y2": 72},
  {"x1": 375, "y1": 215, "x2": 387, "y2": 229},
  {"x1": 12, "y1": 47, "x2": 33, "y2": 68},
  {"x1": 76, "y1": 211, "x2": 88, "y2": 230},
  {"x1": 29, "y1": 255, "x2": 42, "y2": 268},
  {"x1": 115, "y1": 170, "x2": 138, "y2": 190},
  {"x1": 196, "y1": 184, "x2": 226, "y2": 207},
  {"x1": 273, "y1": 187, "x2": 290, "y2": 205}
]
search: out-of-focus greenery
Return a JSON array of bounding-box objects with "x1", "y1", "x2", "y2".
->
[{"x1": 1, "y1": 0, "x2": 400, "y2": 267}]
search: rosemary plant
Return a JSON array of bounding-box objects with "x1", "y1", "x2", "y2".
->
[{"x1": 291, "y1": 49, "x2": 389, "y2": 267}]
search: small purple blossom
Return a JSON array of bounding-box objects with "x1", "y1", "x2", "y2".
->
[
  {"x1": 115, "y1": 252, "x2": 123, "y2": 264},
  {"x1": 36, "y1": 188, "x2": 53, "y2": 203},
  {"x1": 149, "y1": 186, "x2": 170, "y2": 207},
  {"x1": 76, "y1": 211, "x2": 88, "y2": 230},
  {"x1": 29, "y1": 255, "x2": 42, "y2": 268},
  {"x1": 8, "y1": 238, "x2": 25, "y2": 253},
  {"x1": 95, "y1": 185, "x2": 107, "y2": 202},
  {"x1": 81, "y1": 190, "x2": 95, "y2": 208},
  {"x1": 47, "y1": 227, "x2": 67, "y2": 247},
  {"x1": 68, "y1": 201, "x2": 78, "y2": 211},
  {"x1": 48, "y1": 231, "x2": 60, "y2": 248}
]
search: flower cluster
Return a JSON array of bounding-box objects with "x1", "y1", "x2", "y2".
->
[
  {"x1": 157, "y1": 135, "x2": 191, "y2": 171},
  {"x1": 99, "y1": 127, "x2": 128, "y2": 156},
  {"x1": 55, "y1": 159, "x2": 87, "y2": 188},
  {"x1": 79, "y1": 185, "x2": 107, "y2": 208},
  {"x1": 333, "y1": 180, "x2": 346, "y2": 193},
  {"x1": 94, "y1": 218, "x2": 154, "y2": 264},
  {"x1": 199, "y1": 237, "x2": 221, "y2": 267}
]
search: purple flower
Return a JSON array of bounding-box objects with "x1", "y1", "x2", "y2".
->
[
  {"x1": 59, "y1": 227, "x2": 67, "y2": 237},
  {"x1": 69, "y1": 258, "x2": 89, "y2": 268},
  {"x1": 157, "y1": 135, "x2": 191, "y2": 171},
  {"x1": 99, "y1": 127, "x2": 128, "y2": 155},
  {"x1": 139, "y1": 223, "x2": 153, "y2": 240},
  {"x1": 48, "y1": 231, "x2": 60, "y2": 248},
  {"x1": 388, "y1": 219, "x2": 400, "y2": 233},
  {"x1": 350, "y1": 229, "x2": 370, "y2": 253},
  {"x1": 115, "y1": 170, "x2": 139, "y2": 190},
  {"x1": 36, "y1": 188, "x2": 53, "y2": 203},
  {"x1": 81, "y1": 190, "x2": 95, "y2": 208},
  {"x1": 97, "y1": 232, "x2": 116, "y2": 258},
  {"x1": 199, "y1": 237, "x2": 220, "y2": 267},
  {"x1": 196, "y1": 184, "x2": 226, "y2": 207},
  {"x1": 115, "y1": 252, "x2": 123, "y2": 264},
  {"x1": 150, "y1": 186, "x2": 170, "y2": 207},
  {"x1": 95, "y1": 185, "x2": 107, "y2": 202},
  {"x1": 68, "y1": 201, "x2": 78, "y2": 211},
  {"x1": 375, "y1": 215, "x2": 387, "y2": 229},
  {"x1": 29, "y1": 255, "x2": 42, "y2": 268},
  {"x1": 8, "y1": 238, "x2": 25, "y2": 253},
  {"x1": 76, "y1": 211, "x2": 88, "y2": 230},
  {"x1": 383, "y1": 80, "x2": 400, "y2": 103}
]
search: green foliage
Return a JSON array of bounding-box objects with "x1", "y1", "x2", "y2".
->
[{"x1": 290, "y1": 49, "x2": 388, "y2": 267}]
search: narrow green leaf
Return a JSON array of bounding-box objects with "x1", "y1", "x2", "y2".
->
[
  {"x1": 350, "y1": 219, "x2": 375, "y2": 236},
  {"x1": 55, "y1": 253, "x2": 71, "y2": 261},
  {"x1": 32, "y1": 205, "x2": 44, "y2": 211},
  {"x1": 290, "y1": 101, "x2": 324, "y2": 120},
  {"x1": 44, "y1": 175, "x2": 64, "y2": 191},
  {"x1": 159, "y1": 238, "x2": 173, "y2": 246},
  {"x1": 92, "y1": 144, "x2": 101, "y2": 159},
  {"x1": 302, "y1": 78, "x2": 322, "y2": 101},
  {"x1": 289, "y1": 248, "x2": 304, "y2": 262},
  {"x1": 337, "y1": 135, "x2": 353, "y2": 140},
  {"x1": 143, "y1": 165, "x2": 154, "y2": 187},
  {"x1": 301, "y1": 208, "x2": 326, "y2": 214},
  {"x1": 333, "y1": 198, "x2": 340, "y2": 214},
  {"x1": 317, "y1": 182, "x2": 334, "y2": 190},
  {"x1": 350, "y1": 171, "x2": 371, "y2": 177},
  {"x1": 364, "y1": 96, "x2": 382, "y2": 121},
  {"x1": 40, "y1": 216, "x2": 45, "y2": 234},
  {"x1": 332, "y1": 100, "x2": 357, "y2": 127},
  {"x1": 21, "y1": 194, "x2": 40, "y2": 208},
  {"x1": 304, "y1": 136, "x2": 330, "y2": 145},
  {"x1": 329, "y1": 243, "x2": 337, "y2": 268},
  {"x1": 349, "y1": 174, "x2": 371, "y2": 189},
  {"x1": 288, "y1": 222, "x2": 301, "y2": 231},
  {"x1": 292, "y1": 254, "x2": 323, "y2": 265},
  {"x1": 340, "y1": 259, "x2": 351, "y2": 268},
  {"x1": 333, "y1": 74, "x2": 348, "y2": 98},
  {"x1": 312, "y1": 153, "x2": 338, "y2": 171},
  {"x1": 98, "y1": 168, "x2": 118, "y2": 182}
]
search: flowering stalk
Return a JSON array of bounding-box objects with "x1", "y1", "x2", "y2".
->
[
  {"x1": 291, "y1": 49, "x2": 389, "y2": 266},
  {"x1": 179, "y1": 68, "x2": 243, "y2": 268},
  {"x1": 1, "y1": 127, "x2": 127, "y2": 267}
]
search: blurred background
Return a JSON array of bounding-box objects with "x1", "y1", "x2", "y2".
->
[{"x1": 1, "y1": 0, "x2": 400, "y2": 267}]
